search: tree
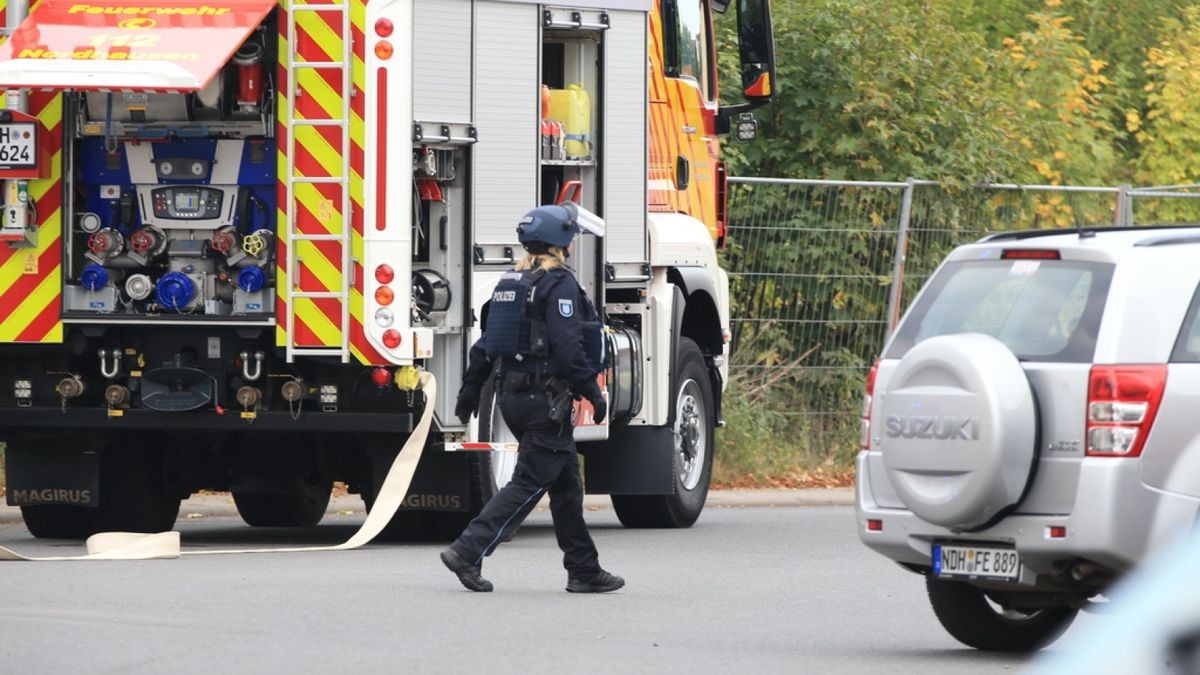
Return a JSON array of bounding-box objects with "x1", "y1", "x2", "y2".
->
[{"x1": 718, "y1": 0, "x2": 1021, "y2": 183}]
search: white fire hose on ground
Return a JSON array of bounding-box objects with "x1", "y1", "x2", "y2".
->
[{"x1": 0, "y1": 372, "x2": 437, "y2": 561}]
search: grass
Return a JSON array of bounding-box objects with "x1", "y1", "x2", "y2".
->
[{"x1": 713, "y1": 382, "x2": 857, "y2": 488}]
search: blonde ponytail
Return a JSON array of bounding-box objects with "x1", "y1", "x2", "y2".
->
[{"x1": 515, "y1": 246, "x2": 567, "y2": 272}]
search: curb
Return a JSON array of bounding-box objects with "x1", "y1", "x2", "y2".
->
[{"x1": 0, "y1": 487, "x2": 855, "y2": 527}]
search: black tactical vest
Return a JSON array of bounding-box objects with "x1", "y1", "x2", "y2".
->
[{"x1": 484, "y1": 269, "x2": 549, "y2": 361}]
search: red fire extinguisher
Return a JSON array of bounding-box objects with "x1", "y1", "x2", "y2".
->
[{"x1": 234, "y1": 40, "x2": 264, "y2": 113}]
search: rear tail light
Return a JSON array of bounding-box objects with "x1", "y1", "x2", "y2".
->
[
  {"x1": 861, "y1": 361, "x2": 880, "y2": 450},
  {"x1": 1086, "y1": 365, "x2": 1167, "y2": 457}
]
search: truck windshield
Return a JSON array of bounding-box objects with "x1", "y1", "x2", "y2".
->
[{"x1": 887, "y1": 258, "x2": 1114, "y2": 363}]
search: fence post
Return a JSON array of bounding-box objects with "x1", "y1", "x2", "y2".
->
[
  {"x1": 885, "y1": 178, "x2": 915, "y2": 334},
  {"x1": 1114, "y1": 184, "x2": 1132, "y2": 227}
]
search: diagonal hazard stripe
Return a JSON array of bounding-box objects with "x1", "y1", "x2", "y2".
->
[
  {"x1": 0, "y1": 267, "x2": 59, "y2": 341},
  {"x1": 16, "y1": 295, "x2": 61, "y2": 343},
  {"x1": 294, "y1": 10, "x2": 343, "y2": 64},
  {"x1": 293, "y1": 297, "x2": 341, "y2": 345},
  {"x1": 0, "y1": 237, "x2": 60, "y2": 321},
  {"x1": 0, "y1": 212, "x2": 59, "y2": 299},
  {"x1": 295, "y1": 239, "x2": 343, "y2": 291},
  {"x1": 293, "y1": 181, "x2": 344, "y2": 237},
  {"x1": 295, "y1": 68, "x2": 344, "y2": 120},
  {"x1": 292, "y1": 122, "x2": 344, "y2": 178}
]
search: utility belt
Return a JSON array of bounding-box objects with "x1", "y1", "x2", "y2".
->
[{"x1": 501, "y1": 370, "x2": 574, "y2": 425}]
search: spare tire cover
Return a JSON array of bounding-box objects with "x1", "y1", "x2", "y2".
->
[{"x1": 880, "y1": 333, "x2": 1037, "y2": 531}]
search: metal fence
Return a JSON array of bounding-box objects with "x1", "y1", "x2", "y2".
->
[{"x1": 723, "y1": 177, "x2": 1200, "y2": 458}]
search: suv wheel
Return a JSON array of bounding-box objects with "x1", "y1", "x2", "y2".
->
[{"x1": 926, "y1": 575, "x2": 1078, "y2": 651}]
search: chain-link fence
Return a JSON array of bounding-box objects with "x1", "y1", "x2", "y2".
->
[{"x1": 723, "y1": 178, "x2": 1200, "y2": 462}]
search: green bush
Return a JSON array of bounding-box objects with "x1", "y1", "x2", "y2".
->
[{"x1": 714, "y1": 376, "x2": 858, "y2": 485}]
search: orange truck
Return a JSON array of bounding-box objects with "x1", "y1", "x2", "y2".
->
[{"x1": 0, "y1": 0, "x2": 774, "y2": 539}]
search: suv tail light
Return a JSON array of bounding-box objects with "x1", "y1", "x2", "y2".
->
[
  {"x1": 1086, "y1": 365, "x2": 1168, "y2": 457},
  {"x1": 861, "y1": 361, "x2": 880, "y2": 450}
]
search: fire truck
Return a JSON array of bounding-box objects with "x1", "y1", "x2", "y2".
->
[{"x1": 0, "y1": 0, "x2": 774, "y2": 539}]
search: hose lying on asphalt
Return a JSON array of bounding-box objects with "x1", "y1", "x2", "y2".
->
[{"x1": 0, "y1": 372, "x2": 437, "y2": 561}]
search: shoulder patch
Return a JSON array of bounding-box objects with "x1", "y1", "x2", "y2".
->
[{"x1": 557, "y1": 298, "x2": 575, "y2": 318}]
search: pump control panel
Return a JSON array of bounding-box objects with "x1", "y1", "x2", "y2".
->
[
  {"x1": 136, "y1": 184, "x2": 238, "y2": 229},
  {"x1": 151, "y1": 187, "x2": 224, "y2": 221}
]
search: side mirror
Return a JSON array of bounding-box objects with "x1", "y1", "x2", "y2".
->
[
  {"x1": 717, "y1": 0, "x2": 776, "y2": 136},
  {"x1": 736, "y1": 0, "x2": 776, "y2": 100}
]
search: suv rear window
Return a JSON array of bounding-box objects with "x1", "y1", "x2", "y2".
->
[{"x1": 887, "y1": 258, "x2": 1113, "y2": 362}]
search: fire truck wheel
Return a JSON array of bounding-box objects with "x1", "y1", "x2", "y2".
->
[
  {"x1": 20, "y1": 505, "x2": 94, "y2": 540},
  {"x1": 611, "y1": 337, "x2": 714, "y2": 528},
  {"x1": 232, "y1": 474, "x2": 332, "y2": 527},
  {"x1": 92, "y1": 447, "x2": 181, "y2": 534}
]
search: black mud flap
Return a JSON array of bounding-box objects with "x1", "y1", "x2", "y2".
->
[
  {"x1": 583, "y1": 425, "x2": 674, "y2": 495},
  {"x1": 368, "y1": 445, "x2": 471, "y2": 513},
  {"x1": 5, "y1": 447, "x2": 100, "y2": 507}
]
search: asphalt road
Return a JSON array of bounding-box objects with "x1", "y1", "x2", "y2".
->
[{"x1": 0, "y1": 505, "x2": 1104, "y2": 674}]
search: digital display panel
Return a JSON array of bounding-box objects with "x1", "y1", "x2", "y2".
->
[
  {"x1": 151, "y1": 186, "x2": 223, "y2": 221},
  {"x1": 174, "y1": 191, "x2": 200, "y2": 213}
]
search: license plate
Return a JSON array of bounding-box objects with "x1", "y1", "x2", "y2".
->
[
  {"x1": 932, "y1": 543, "x2": 1020, "y2": 581},
  {"x1": 0, "y1": 123, "x2": 36, "y2": 168}
]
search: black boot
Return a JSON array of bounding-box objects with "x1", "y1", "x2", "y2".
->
[
  {"x1": 441, "y1": 548, "x2": 493, "y2": 592},
  {"x1": 566, "y1": 569, "x2": 624, "y2": 593}
]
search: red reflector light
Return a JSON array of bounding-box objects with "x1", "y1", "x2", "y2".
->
[
  {"x1": 1001, "y1": 249, "x2": 1060, "y2": 260},
  {"x1": 866, "y1": 519, "x2": 883, "y2": 532},
  {"x1": 374, "y1": 18, "x2": 394, "y2": 37},
  {"x1": 382, "y1": 329, "x2": 402, "y2": 349},
  {"x1": 1086, "y1": 365, "x2": 1167, "y2": 457},
  {"x1": 371, "y1": 367, "x2": 391, "y2": 387},
  {"x1": 1048, "y1": 526, "x2": 1067, "y2": 539},
  {"x1": 375, "y1": 286, "x2": 395, "y2": 306},
  {"x1": 375, "y1": 264, "x2": 395, "y2": 284}
]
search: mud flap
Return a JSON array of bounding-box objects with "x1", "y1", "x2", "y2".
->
[
  {"x1": 5, "y1": 448, "x2": 100, "y2": 508},
  {"x1": 369, "y1": 444, "x2": 470, "y2": 513},
  {"x1": 583, "y1": 425, "x2": 674, "y2": 495}
]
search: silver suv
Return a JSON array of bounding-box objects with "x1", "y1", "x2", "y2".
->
[{"x1": 856, "y1": 226, "x2": 1200, "y2": 652}]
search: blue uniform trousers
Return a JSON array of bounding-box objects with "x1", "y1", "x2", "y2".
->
[{"x1": 449, "y1": 391, "x2": 600, "y2": 576}]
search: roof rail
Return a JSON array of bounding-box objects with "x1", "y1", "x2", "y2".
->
[
  {"x1": 1134, "y1": 232, "x2": 1200, "y2": 247},
  {"x1": 979, "y1": 225, "x2": 1194, "y2": 243}
]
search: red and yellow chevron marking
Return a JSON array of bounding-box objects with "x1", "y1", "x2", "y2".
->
[
  {"x1": 276, "y1": 0, "x2": 385, "y2": 364},
  {"x1": 0, "y1": 91, "x2": 63, "y2": 343},
  {"x1": 0, "y1": 1, "x2": 66, "y2": 344},
  {"x1": 648, "y1": 2, "x2": 720, "y2": 238}
]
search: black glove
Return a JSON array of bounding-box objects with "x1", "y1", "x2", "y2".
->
[
  {"x1": 589, "y1": 395, "x2": 607, "y2": 424},
  {"x1": 455, "y1": 386, "x2": 480, "y2": 424}
]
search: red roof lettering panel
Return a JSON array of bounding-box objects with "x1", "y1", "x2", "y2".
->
[{"x1": 0, "y1": 0, "x2": 275, "y2": 91}]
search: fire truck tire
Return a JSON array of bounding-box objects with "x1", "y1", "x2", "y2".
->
[
  {"x1": 92, "y1": 447, "x2": 181, "y2": 534},
  {"x1": 232, "y1": 475, "x2": 332, "y2": 527},
  {"x1": 477, "y1": 368, "x2": 515, "y2": 501},
  {"x1": 20, "y1": 505, "x2": 94, "y2": 540},
  {"x1": 611, "y1": 338, "x2": 713, "y2": 528}
]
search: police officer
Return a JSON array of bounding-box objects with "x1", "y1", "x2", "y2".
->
[{"x1": 440, "y1": 204, "x2": 624, "y2": 594}]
